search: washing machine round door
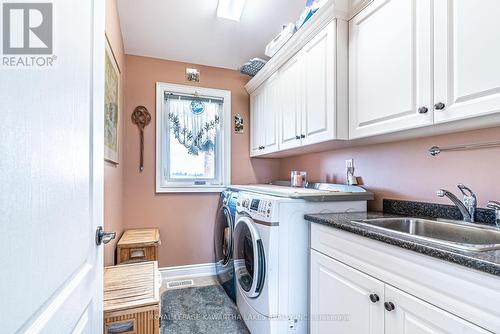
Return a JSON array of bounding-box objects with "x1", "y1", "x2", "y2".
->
[{"x1": 234, "y1": 215, "x2": 266, "y2": 298}]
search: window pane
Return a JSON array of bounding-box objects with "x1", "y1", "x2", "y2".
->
[{"x1": 169, "y1": 129, "x2": 216, "y2": 179}]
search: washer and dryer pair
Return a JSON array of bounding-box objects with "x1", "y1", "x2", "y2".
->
[{"x1": 215, "y1": 185, "x2": 369, "y2": 333}]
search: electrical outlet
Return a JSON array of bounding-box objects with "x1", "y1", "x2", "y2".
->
[{"x1": 346, "y1": 159, "x2": 354, "y2": 168}]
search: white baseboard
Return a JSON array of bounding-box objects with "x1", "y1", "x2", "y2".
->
[{"x1": 159, "y1": 262, "x2": 216, "y2": 281}]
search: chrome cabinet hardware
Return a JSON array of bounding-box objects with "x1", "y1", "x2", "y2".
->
[
  {"x1": 384, "y1": 302, "x2": 395, "y2": 311},
  {"x1": 418, "y1": 106, "x2": 428, "y2": 114},
  {"x1": 369, "y1": 294, "x2": 380, "y2": 303},
  {"x1": 434, "y1": 102, "x2": 446, "y2": 110}
]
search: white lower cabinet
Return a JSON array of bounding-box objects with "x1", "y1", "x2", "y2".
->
[
  {"x1": 310, "y1": 249, "x2": 490, "y2": 334},
  {"x1": 385, "y1": 285, "x2": 489, "y2": 334},
  {"x1": 310, "y1": 250, "x2": 384, "y2": 334}
]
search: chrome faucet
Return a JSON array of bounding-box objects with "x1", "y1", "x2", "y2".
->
[
  {"x1": 436, "y1": 184, "x2": 477, "y2": 223},
  {"x1": 487, "y1": 201, "x2": 500, "y2": 228}
]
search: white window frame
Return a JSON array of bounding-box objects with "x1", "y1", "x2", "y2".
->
[{"x1": 156, "y1": 82, "x2": 231, "y2": 193}]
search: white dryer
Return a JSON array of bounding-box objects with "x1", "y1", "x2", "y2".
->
[{"x1": 233, "y1": 188, "x2": 369, "y2": 334}]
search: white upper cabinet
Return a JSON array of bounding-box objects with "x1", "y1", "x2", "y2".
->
[
  {"x1": 302, "y1": 21, "x2": 338, "y2": 146},
  {"x1": 262, "y1": 73, "x2": 279, "y2": 153},
  {"x1": 349, "y1": 0, "x2": 433, "y2": 139},
  {"x1": 433, "y1": 0, "x2": 500, "y2": 124},
  {"x1": 251, "y1": 0, "x2": 500, "y2": 154},
  {"x1": 250, "y1": 74, "x2": 279, "y2": 157},
  {"x1": 250, "y1": 84, "x2": 264, "y2": 156},
  {"x1": 250, "y1": 19, "x2": 348, "y2": 156},
  {"x1": 278, "y1": 54, "x2": 304, "y2": 151}
]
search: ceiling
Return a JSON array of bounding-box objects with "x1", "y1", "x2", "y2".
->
[{"x1": 117, "y1": 0, "x2": 306, "y2": 70}]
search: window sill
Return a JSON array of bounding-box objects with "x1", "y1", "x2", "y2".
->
[{"x1": 155, "y1": 186, "x2": 227, "y2": 194}]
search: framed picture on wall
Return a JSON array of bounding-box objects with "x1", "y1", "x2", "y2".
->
[{"x1": 104, "y1": 35, "x2": 121, "y2": 164}]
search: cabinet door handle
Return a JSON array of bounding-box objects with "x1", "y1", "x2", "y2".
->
[
  {"x1": 434, "y1": 102, "x2": 446, "y2": 110},
  {"x1": 301, "y1": 134, "x2": 306, "y2": 139},
  {"x1": 418, "y1": 106, "x2": 429, "y2": 114},
  {"x1": 384, "y1": 302, "x2": 395, "y2": 311},
  {"x1": 295, "y1": 135, "x2": 301, "y2": 140},
  {"x1": 369, "y1": 294, "x2": 380, "y2": 303}
]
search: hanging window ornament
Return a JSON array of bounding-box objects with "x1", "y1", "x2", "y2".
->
[{"x1": 190, "y1": 99, "x2": 205, "y2": 115}]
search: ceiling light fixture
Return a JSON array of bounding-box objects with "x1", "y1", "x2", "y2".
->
[{"x1": 217, "y1": 0, "x2": 246, "y2": 21}]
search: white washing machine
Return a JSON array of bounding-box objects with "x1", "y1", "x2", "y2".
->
[{"x1": 233, "y1": 187, "x2": 369, "y2": 334}]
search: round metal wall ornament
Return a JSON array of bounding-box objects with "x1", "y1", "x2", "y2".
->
[{"x1": 190, "y1": 99, "x2": 205, "y2": 115}]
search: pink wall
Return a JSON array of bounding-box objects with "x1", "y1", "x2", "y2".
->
[
  {"x1": 280, "y1": 127, "x2": 500, "y2": 211},
  {"x1": 123, "y1": 55, "x2": 280, "y2": 268},
  {"x1": 104, "y1": 0, "x2": 126, "y2": 266}
]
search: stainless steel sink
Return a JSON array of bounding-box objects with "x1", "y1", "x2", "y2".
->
[{"x1": 351, "y1": 218, "x2": 500, "y2": 252}]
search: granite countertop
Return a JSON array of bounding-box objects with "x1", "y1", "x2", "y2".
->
[{"x1": 305, "y1": 211, "x2": 500, "y2": 277}]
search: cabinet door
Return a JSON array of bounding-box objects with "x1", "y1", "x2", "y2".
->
[
  {"x1": 434, "y1": 0, "x2": 500, "y2": 124},
  {"x1": 310, "y1": 250, "x2": 384, "y2": 334},
  {"x1": 250, "y1": 85, "x2": 264, "y2": 156},
  {"x1": 278, "y1": 54, "x2": 303, "y2": 150},
  {"x1": 385, "y1": 285, "x2": 490, "y2": 334},
  {"x1": 302, "y1": 21, "x2": 335, "y2": 146},
  {"x1": 262, "y1": 73, "x2": 279, "y2": 153},
  {"x1": 349, "y1": 0, "x2": 433, "y2": 139}
]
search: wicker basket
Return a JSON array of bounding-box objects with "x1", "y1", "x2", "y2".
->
[{"x1": 104, "y1": 261, "x2": 161, "y2": 334}]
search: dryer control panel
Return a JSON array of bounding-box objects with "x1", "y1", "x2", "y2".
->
[{"x1": 237, "y1": 192, "x2": 279, "y2": 222}]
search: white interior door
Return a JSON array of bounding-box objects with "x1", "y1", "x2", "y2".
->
[
  {"x1": 0, "y1": 0, "x2": 105, "y2": 333},
  {"x1": 349, "y1": 0, "x2": 433, "y2": 139},
  {"x1": 434, "y1": 0, "x2": 500, "y2": 123}
]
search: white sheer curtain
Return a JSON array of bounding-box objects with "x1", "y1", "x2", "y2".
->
[{"x1": 166, "y1": 97, "x2": 222, "y2": 155}]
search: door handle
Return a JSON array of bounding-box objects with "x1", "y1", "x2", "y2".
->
[{"x1": 95, "y1": 226, "x2": 116, "y2": 245}]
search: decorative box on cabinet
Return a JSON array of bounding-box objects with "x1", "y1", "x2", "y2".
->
[
  {"x1": 104, "y1": 261, "x2": 161, "y2": 334},
  {"x1": 117, "y1": 228, "x2": 160, "y2": 264}
]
